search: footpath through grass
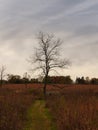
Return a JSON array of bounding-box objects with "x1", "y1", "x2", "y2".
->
[{"x1": 24, "y1": 100, "x2": 56, "y2": 130}]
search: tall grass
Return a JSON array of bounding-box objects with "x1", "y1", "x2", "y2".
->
[
  {"x1": 46, "y1": 87, "x2": 98, "y2": 130},
  {"x1": 0, "y1": 85, "x2": 98, "y2": 130},
  {"x1": 0, "y1": 88, "x2": 34, "y2": 130}
]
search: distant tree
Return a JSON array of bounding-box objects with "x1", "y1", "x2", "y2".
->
[
  {"x1": 76, "y1": 77, "x2": 86, "y2": 84},
  {"x1": 23, "y1": 72, "x2": 31, "y2": 87},
  {"x1": 7, "y1": 74, "x2": 22, "y2": 84},
  {"x1": 30, "y1": 78, "x2": 39, "y2": 83},
  {"x1": 29, "y1": 32, "x2": 70, "y2": 97},
  {"x1": 85, "y1": 77, "x2": 90, "y2": 84},
  {"x1": 90, "y1": 78, "x2": 98, "y2": 84},
  {"x1": 76, "y1": 77, "x2": 80, "y2": 84},
  {"x1": 0, "y1": 65, "x2": 6, "y2": 87},
  {"x1": 81, "y1": 77, "x2": 86, "y2": 84},
  {"x1": 64, "y1": 76, "x2": 73, "y2": 84},
  {"x1": 46, "y1": 76, "x2": 73, "y2": 84}
]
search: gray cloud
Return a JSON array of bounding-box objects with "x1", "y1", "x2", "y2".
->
[
  {"x1": 0, "y1": 0, "x2": 98, "y2": 78},
  {"x1": 74, "y1": 25, "x2": 98, "y2": 36},
  {"x1": 0, "y1": 0, "x2": 89, "y2": 39}
]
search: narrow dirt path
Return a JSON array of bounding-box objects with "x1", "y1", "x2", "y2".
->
[{"x1": 24, "y1": 100, "x2": 56, "y2": 130}]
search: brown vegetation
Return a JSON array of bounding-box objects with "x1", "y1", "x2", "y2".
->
[
  {"x1": 46, "y1": 85, "x2": 98, "y2": 130},
  {"x1": 0, "y1": 84, "x2": 98, "y2": 130},
  {"x1": 0, "y1": 87, "x2": 34, "y2": 130}
]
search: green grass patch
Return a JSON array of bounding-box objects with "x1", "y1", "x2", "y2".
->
[{"x1": 24, "y1": 100, "x2": 57, "y2": 130}]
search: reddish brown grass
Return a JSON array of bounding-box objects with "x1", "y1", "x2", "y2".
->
[
  {"x1": 0, "y1": 87, "x2": 35, "y2": 130},
  {"x1": 0, "y1": 84, "x2": 98, "y2": 130},
  {"x1": 46, "y1": 85, "x2": 98, "y2": 130}
]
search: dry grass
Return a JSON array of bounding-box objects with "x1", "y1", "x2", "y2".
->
[
  {"x1": 46, "y1": 85, "x2": 98, "y2": 130},
  {"x1": 0, "y1": 87, "x2": 34, "y2": 130},
  {"x1": 0, "y1": 84, "x2": 98, "y2": 130}
]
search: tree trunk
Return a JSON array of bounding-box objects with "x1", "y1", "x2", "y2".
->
[
  {"x1": 0, "y1": 78, "x2": 2, "y2": 88},
  {"x1": 43, "y1": 83, "x2": 46, "y2": 99},
  {"x1": 43, "y1": 74, "x2": 48, "y2": 99}
]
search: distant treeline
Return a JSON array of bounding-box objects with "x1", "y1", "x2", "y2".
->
[
  {"x1": 45, "y1": 76, "x2": 98, "y2": 85},
  {"x1": 1, "y1": 74, "x2": 98, "y2": 85},
  {"x1": 76, "y1": 76, "x2": 98, "y2": 85}
]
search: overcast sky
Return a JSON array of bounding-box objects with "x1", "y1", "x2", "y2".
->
[{"x1": 0, "y1": 0, "x2": 98, "y2": 79}]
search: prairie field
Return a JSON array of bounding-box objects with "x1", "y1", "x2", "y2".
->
[
  {"x1": 0, "y1": 84, "x2": 98, "y2": 130},
  {"x1": 46, "y1": 84, "x2": 98, "y2": 130}
]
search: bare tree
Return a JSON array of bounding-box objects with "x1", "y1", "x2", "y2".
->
[
  {"x1": 23, "y1": 72, "x2": 31, "y2": 87},
  {"x1": 30, "y1": 32, "x2": 70, "y2": 97},
  {"x1": 0, "y1": 65, "x2": 6, "y2": 87}
]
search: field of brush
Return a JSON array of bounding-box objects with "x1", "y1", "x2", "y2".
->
[{"x1": 0, "y1": 84, "x2": 98, "y2": 130}]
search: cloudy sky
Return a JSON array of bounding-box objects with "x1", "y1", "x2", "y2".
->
[{"x1": 0, "y1": 0, "x2": 98, "y2": 79}]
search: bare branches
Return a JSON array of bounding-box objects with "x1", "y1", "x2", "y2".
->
[
  {"x1": 0, "y1": 65, "x2": 6, "y2": 78},
  {"x1": 0, "y1": 65, "x2": 6, "y2": 87},
  {"x1": 50, "y1": 59, "x2": 70, "y2": 69},
  {"x1": 29, "y1": 32, "x2": 70, "y2": 96},
  {"x1": 30, "y1": 32, "x2": 70, "y2": 75}
]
